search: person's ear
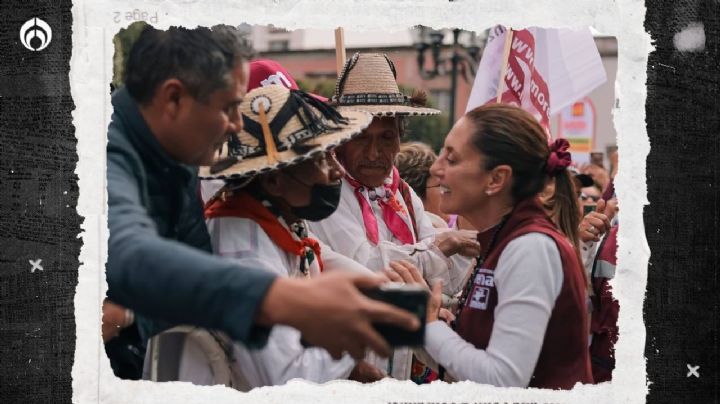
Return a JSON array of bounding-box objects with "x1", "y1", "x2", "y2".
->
[
  {"x1": 259, "y1": 171, "x2": 284, "y2": 197},
  {"x1": 486, "y1": 164, "x2": 512, "y2": 196},
  {"x1": 155, "y1": 79, "x2": 185, "y2": 120}
]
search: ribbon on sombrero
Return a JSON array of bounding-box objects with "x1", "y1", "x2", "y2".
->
[
  {"x1": 205, "y1": 190, "x2": 323, "y2": 272},
  {"x1": 210, "y1": 89, "x2": 350, "y2": 175},
  {"x1": 345, "y1": 167, "x2": 415, "y2": 245}
]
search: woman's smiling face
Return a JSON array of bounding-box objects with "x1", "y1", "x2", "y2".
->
[{"x1": 430, "y1": 117, "x2": 492, "y2": 217}]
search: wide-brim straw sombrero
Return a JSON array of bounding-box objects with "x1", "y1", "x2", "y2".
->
[
  {"x1": 331, "y1": 52, "x2": 441, "y2": 117},
  {"x1": 199, "y1": 85, "x2": 371, "y2": 180}
]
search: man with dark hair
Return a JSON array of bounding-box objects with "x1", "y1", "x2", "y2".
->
[
  {"x1": 124, "y1": 25, "x2": 255, "y2": 105},
  {"x1": 105, "y1": 25, "x2": 418, "y2": 379}
]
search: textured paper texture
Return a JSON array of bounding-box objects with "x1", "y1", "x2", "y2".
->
[{"x1": 69, "y1": 1, "x2": 650, "y2": 403}]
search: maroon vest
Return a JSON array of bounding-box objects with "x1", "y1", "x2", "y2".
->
[{"x1": 455, "y1": 198, "x2": 593, "y2": 389}]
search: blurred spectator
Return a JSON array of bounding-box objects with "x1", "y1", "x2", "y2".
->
[
  {"x1": 395, "y1": 142, "x2": 448, "y2": 227},
  {"x1": 581, "y1": 184, "x2": 603, "y2": 212},
  {"x1": 580, "y1": 163, "x2": 611, "y2": 193},
  {"x1": 578, "y1": 195, "x2": 619, "y2": 383},
  {"x1": 569, "y1": 166, "x2": 596, "y2": 215}
]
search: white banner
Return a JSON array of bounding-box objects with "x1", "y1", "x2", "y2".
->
[{"x1": 466, "y1": 25, "x2": 607, "y2": 129}]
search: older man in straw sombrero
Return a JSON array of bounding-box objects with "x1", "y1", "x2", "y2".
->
[
  {"x1": 146, "y1": 84, "x2": 410, "y2": 388},
  {"x1": 308, "y1": 53, "x2": 481, "y2": 381}
]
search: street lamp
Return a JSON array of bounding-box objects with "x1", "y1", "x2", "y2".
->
[{"x1": 411, "y1": 26, "x2": 486, "y2": 125}]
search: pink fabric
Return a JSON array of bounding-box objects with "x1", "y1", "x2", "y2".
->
[
  {"x1": 345, "y1": 167, "x2": 415, "y2": 245},
  {"x1": 447, "y1": 214, "x2": 459, "y2": 229}
]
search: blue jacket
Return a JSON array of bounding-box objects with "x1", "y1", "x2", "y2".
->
[{"x1": 106, "y1": 88, "x2": 275, "y2": 345}]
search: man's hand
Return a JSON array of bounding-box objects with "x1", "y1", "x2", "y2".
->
[
  {"x1": 256, "y1": 273, "x2": 420, "y2": 360},
  {"x1": 102, "y1": 300, "x2": 132, "y2": 343},
  {"x1": 349, "y1": 360, "x2": 387, "y2": 383},
  {"x1": 434, "y1": 229, "x2": 481, "y2": 258},
  {"x1": 579, "y1": 199, "x2": 615, "y2": 242}
]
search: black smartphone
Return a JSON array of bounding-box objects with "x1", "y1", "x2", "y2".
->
[
  {"x1": 363, "y1": 283, "x2": 429, "y2": 347},
  {"x1": 584, "y1": 204, "x2": 595, "y2": 215}
]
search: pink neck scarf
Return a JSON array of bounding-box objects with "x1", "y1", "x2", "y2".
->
[{"x1": 345, "y1": 167, "x2": 415, "y2": 245}]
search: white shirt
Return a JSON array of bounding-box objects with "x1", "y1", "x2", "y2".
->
[
  {"x1": 200, "y1": 179, "x2": 225, "y2": 203},
  {"x1": 309, "y1": 178, "x2": 466, "y2": 294},
  {"x1": 308, "y1": 176, "x2": 467, "y2": 380},
  {"x1": 176, "y1": 214, "x2": 372, "y2": 389},
  {"x1": 424, "y1": 233, "x2": 564, "y2": 387}
]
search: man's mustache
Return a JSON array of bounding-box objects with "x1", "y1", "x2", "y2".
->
[{"x1": 357, "y1": 160, "x2": 390, "y2": 169}]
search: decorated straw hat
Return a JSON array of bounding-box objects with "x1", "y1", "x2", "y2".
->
[
  {"x1": 199, "y1": 85, "x2": 371, "y2": 180},
  {"x1": 331, "y1": 52, "x2": 441, "y2": 116}
]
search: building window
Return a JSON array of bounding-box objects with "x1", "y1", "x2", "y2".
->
[
  {"x1": 268, "y1": 40, "x2": 289, "y2": 51},
  {"x1": 430, "y1": 89, "x2": 451, "y2": 112}
]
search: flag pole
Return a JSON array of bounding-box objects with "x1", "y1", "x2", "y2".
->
[
  {"x1": 496, "y1": 28, "x2": 513, "y2": 102},
  {"x1": 334, "y1": 27, "x2": 346, "y2": 77}
]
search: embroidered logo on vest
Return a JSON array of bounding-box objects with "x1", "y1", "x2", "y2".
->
[{"x1": 468, "y1": 269, "x2": 494, "y2": 310}]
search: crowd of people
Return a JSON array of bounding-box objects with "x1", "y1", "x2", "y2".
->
[{"x1": 102, "y1": 24, "x2": 620, "y2": 391}]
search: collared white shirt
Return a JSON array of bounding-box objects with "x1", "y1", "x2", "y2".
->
[
  {"x1": 309, "y1": 177, "x2": 466, "y2": 293},
  {"x1": 174, "y1": 214, "x2": 373, "y2": 389},
  {"x1": 308, "y1": 176, "x2": 469, "y2": 380}
]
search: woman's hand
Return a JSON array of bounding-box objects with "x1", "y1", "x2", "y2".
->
[
  {"x1": 426, "y1": 281, "x2": 444, "y2": 323},
  {"x1": 382, "y1": 260, "x2": 428, "y2": 288},
  {"x1": 438, "y1": 308, "x2": 456, "y2": 326}
]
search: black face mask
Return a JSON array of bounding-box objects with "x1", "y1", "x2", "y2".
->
[{"x1": 290, "y1": 181, "x2": 342, "y2": 221}]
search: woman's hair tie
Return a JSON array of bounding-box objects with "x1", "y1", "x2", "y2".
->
[{"x1": 546, "y1": 138, "x2": 572, "y2": 177}]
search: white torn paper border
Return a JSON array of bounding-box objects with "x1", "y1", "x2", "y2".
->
[{"x1": 71, "y1": 0, "x2": 651, "y2": 402}]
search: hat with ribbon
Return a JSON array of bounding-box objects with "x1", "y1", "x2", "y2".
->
[
  {"x1": 331, "y1": 52, "x2": 441, "y2": 116},
  {"x1": 199, "y1": 85, "x2": 371, "y2": 179}
]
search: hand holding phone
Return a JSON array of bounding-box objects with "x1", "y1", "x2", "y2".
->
[{"x1": 362, "y1": 283, "x2": 429, "y2": 347}]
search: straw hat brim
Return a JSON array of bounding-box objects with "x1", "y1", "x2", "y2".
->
[
  {"x1": 199, "y1": 109, "x2": 372, "y2": 180},
  {"x1": 337, "y1": 105, "x2": 441, "y2": 117}
]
